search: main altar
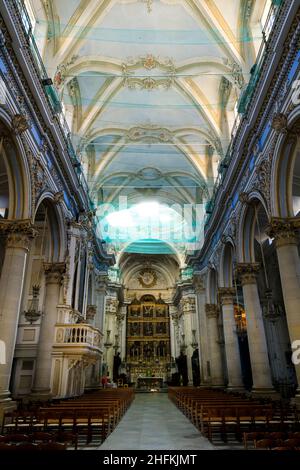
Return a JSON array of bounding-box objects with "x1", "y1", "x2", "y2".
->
[
  {"x1": 136, "y1": 377, "x2": 164, "y2": 391},
  {"x1": 126, "y1": 294, "x2": 171, "y2": 387}
]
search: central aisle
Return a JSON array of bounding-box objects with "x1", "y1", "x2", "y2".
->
[{"x1": 99, "y1": 392, "x2": 215, "y2": 450}]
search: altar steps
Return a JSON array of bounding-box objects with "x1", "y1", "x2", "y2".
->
[{"x1": 135, "y1": 387, "x2": 168, "y2": 393}]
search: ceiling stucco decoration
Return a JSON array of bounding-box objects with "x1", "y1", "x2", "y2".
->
[
  {"x1": 137, "y1": 167, "x2": 163, "y2": 181},
  {"x1": 54, "y1": 55, "x2": 79, "y2": 91},
  {"x1": 29, "y1": 0, "x2": 268, "y2": 260},
  {"x1": 125, "y1": 125, "x2": 174, "y2": 143},
  {"x1": 122, "y1": 54, "x2": 176, "y2": 90},
  {"x1": 140, "y1": 0, "x2": 153, "y2": 14}
]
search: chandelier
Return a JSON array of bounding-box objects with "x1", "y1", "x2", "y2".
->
[{"x1": 24, "y1": 285, "x2": 42, "y2": 323}]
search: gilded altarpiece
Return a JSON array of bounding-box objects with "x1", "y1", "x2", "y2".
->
[{"x1": 126, "y1": 295, "x2": 170, "y2": 384}]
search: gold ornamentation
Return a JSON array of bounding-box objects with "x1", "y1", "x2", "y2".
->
[
  {"x1": 143, "y1": 55, "x2": 156, "y2": 69},
  {"x1": 138, "y1": 268, "x2": 157, "y2": 288}
]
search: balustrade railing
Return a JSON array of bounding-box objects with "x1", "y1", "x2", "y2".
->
[{"x1": 55, "y1": 324, "x2": 103, "y2": 351}]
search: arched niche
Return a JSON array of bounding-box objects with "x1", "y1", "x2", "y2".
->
[
  {"x1": 238, "y1": 194, "x2": 269, "y2": 263},
  {"x1": 34, "y1": 196, "x2": 65, "y2": 263},
  {"x1": 220, "y1": 242, "x2": 235, "y2": 288},
  {"x1": 207, "y1": 267, "x2": 218, "y2": 304},
  {"x1": 238, "y1": 196, "x2": 297, "y2": 394},
  {"x1": 271, "y1": 116, "x2": 300, "y2": 218},
  {"x1": 0, "y1": 115, "x2": 31, "y2": 219}
]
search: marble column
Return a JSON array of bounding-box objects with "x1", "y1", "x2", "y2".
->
[
  {"x1": 170, "y1": 307, "x2": 180, "y2": 359},
  {"x1": 180, "y1": 295, "x2": 197, "y2": 385},
  {"x1": 95, "y1": 275, "x2": 107, "y2": 332},
  {"x1": 205, "y1": 304, "x2": 224, "y2": 387},
  {"x1": 236, "y1": 263, "x2": 274, "y2": 393},
  {"x1": 104, "y1": 297, "x2": 119, "y2": 378},
  {"x1": 267, "y1": 218, "x2": 300, "y2": 397},
  {"x1": 32, "y1": 263, "x2": 65, "y2": 398},
  {"x1": 195, "y1": 282, "x2": 210, "y2": 385},
  {"x1": 218, "y1": 288, "x2": 244, "y2": 390},
  {"x1": 118, "y1": 305, "x2": 127, "y2": 363},
  {"x1": 169, "y1": 306, "x2": 177, "y2": 360},
  {"x1": 0, "y1": 220, "x2": 36, "y2": 407},
  {"x1": 92, "y1": 275, "x2": 107, "y2": 382}
]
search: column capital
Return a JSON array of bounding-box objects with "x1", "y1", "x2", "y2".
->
[
  {"x1": 266, "y1": 217, "x2": 300, "y2": 247},
  {"x1": 236, "y1": 263, "x2": 260, "y2": 286},
  {"x1": 44, "y1": 262, "x2": 66, "y2": 284},
  {"x1": 193, "y1": 274, "x2": 205, "y2": 292},
  {"x1": 95, "y1": 274, "x2": 107, "y2": 292},
  {"x1": 205, "y1": 303, "x2": 219, "y2": 318},
  {"x1": 86, "y1": 304, "x2": 97, "y2": 321},
  {"x1": 218, "y1": 288, "x2": 236, "y2": 305},
  {"x1": 180, "y1": 295, "x2": 196, "y2": 314},
  {"x1": 0, "y1": 219, "x2": 38, "y2": 251}
]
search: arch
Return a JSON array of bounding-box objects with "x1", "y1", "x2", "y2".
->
[
  {"x1": 34, "y1": 194, "x2": 66, "y2": 262},
  {"x1": 271, "y1": 114, "x2": 300, "y2": 217},
  {"x1": 0, "y1": 111, "x2": 31, "y2": 219},
  {"x1": 207, "y1": 267, "x2": 218, "y2": 304},
  {"x1": 118, "y1": 249, "x2": 180, "y2": 289},
  {"x1": 116, "y1": 239, "x2": 183, "y2": 268},
  {"x1": 140, "y1": 294, "x2": 156, "y2": 303},
  {"x1": 238, "y1": 193, "x2": 270, "y2": 263},
  {"x1": 219, "y1": 241, "x2": 235, "y2": 288}
]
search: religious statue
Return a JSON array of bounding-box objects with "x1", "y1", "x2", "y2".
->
[
  {"x1": 130, "y1": 322, "x2": 140, "y2": 336},
  {"x1": 156, "y1": 306, "x2": 165, "y2": 317},
  {"x1": 176, "y1": 351, "x2": 188, "y2": 386},
  {"x1": 157, "y1": 341, "x2": 166, "y2": 357},
  {"x1": 113, "y1": 352, "x2": 121, "y2": 382},
  {"x1": 143, "y1": 305, "x2": 154, "y2": 317},
  {"x1": 130, "y1": 342, "x2": 140, "y2": 359},
  {"x1": 144, "y1": 342, "x2": 153, "y2": 360},
  {"x1": 144, "y1": 322, "x2": 153, "y2": 336},
  {"x1": 156, "y1": 322, "x2": 166, "y2": 334}
]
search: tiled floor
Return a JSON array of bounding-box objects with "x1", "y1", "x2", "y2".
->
[{"x1": 99, "y1": 393, "x2": 216, "y2": 450}]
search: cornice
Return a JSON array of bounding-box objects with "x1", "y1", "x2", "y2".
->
[
  {"x1": 0, "y1": 7, "x2": 89, "y2": 214},
  {"x1": 191, "y1": 4, "x2": 300, "y2": 270}
]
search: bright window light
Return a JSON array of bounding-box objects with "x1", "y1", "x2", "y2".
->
[{"x1": 97, "y1": 201, "x2": 201, "y2": 244}]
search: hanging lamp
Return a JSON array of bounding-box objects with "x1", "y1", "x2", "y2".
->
[{"x1": 24, "y1": 207, "x2": 48, "y2": 323}]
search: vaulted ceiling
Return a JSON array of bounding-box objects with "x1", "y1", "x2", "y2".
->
[{"x1": 30, "y1": 0, "x2": 268, "y2": 254}]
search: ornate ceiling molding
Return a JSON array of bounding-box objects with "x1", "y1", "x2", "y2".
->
[
  {"x1": 125, "y1": 125, "x2": 174, "y2": 143},
  {"x1": 122, "y1": 54, "x2": 176, "y2": 90}
]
